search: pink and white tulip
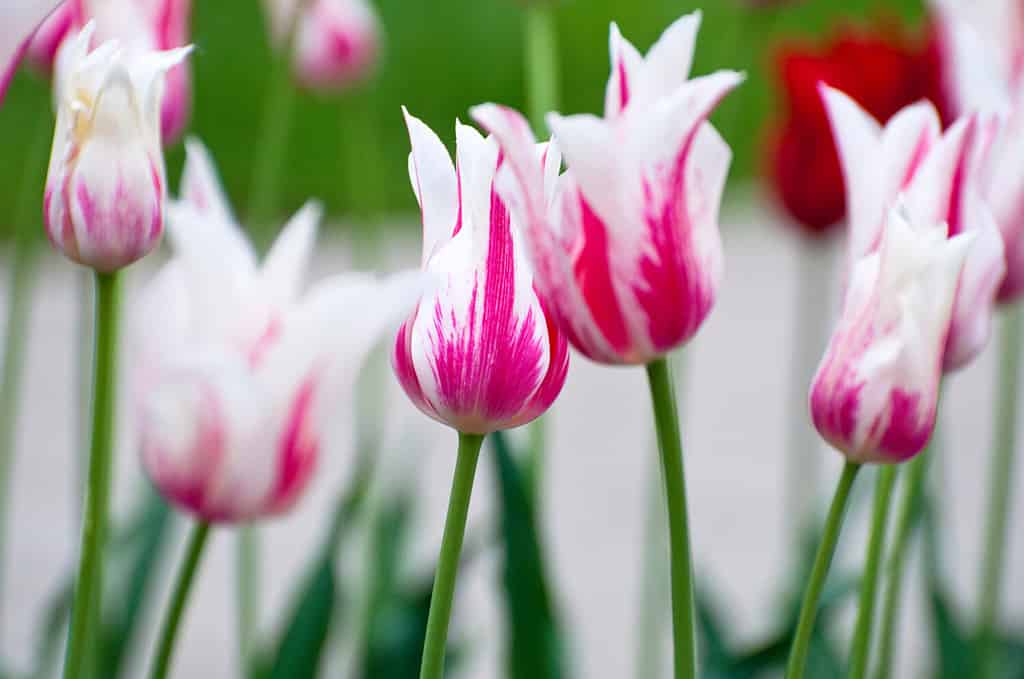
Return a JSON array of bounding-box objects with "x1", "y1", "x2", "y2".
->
[
  {"x1": 822, "y1": 85, "x2": 1006, "y2": 372},
  {"x1": 933, "y1": 0, "x2": 1024, "y2": 304},
  {"x1": 810, "y1": 206, "x2": 974, "y2": 463},
  {"x1": 264, "y1": 0, "x2": 379, "y2": 92},
  {"x1": 1, "y1": 0, "x2": 66, "y2": 103},
  {"x1": 393, "y1": 110, "x2": 569, "y2": 434},
  {"x1": 43, "y1": 25, "x2": 190, "y2": 271},
  {"x1": 473, "y1": 13, "x2": 742, "y2": 365},
  {"x1": 134, "y1": 140, "x2": 420, "y2": 522}
]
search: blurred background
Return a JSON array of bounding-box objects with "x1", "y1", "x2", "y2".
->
[{"x1": 4, "y1": 1, "x2": 1024, "y2": 678}]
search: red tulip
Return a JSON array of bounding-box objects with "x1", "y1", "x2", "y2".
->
[{"x1": 767, "y1": 21, "x2": 952, "y2": 237}]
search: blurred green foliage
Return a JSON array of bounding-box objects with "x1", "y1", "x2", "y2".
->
[{"x1": 0, "y1": 0, "x2": 927, "y2": 239}]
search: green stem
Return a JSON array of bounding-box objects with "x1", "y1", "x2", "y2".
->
[
  {"x1": 237, "y1": 527, "x2": 260, "y2": 679},
  {"x1": 0, "y1": 112, "x2": 49, "y2": 622},
  {"x1": 785, "y1": 462, "x2": 862, "y2": 679},
  {"x1": 63, "y1": 271, "x2": 122, "y2": 679},
  {"x1": 875, "y1": 450, "x2": 932, "y2": 679},
  {"x1": 645, "y1": 357, "x2": 696, "y2": 679},
  {"x1": 149, "y1": 522, "x2": 212, "y2": 679},
  {"x1": 419, "y1": 432, "x2": 485, "y2": 679},
  {"x1": 848, "y1": 465, "x2": 898, "y2": 679},
  {"x1": 523, "y1": 3, "x2": 560, "y2": 134},
  {"x1": 976, "y1": 306, "x2": 1024, "y2": 679}
]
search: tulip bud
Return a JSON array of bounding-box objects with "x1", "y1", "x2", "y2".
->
[
  {"x1": 43, "y1": 25, "x2": 191, "y2": 271},
  {"x1": 810, "y1": 206, "x2": 973, "y2": 463},
  {"x1": 474, "y1": 13, "x2": 742, "y2": 365},
  {"x1": 822, "y1": 85, "x2": 1006, "y2": 372},
  {"x1": 393, "y1": 110, "x2": 569, "y2": 434},
  {"x1": 265, "y1": 0, "x2": 380, "y2": 92},
  {"x1": 135, "y1": 139, "x2": 422, "y2": 522}
]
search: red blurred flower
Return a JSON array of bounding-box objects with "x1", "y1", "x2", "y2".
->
[{"x1": 767, "y1": 21, "x2": 952, "y2": 237}]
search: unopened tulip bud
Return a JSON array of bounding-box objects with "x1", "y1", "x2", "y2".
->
[
  {"x1": 810, "y1": 206, "x2": 973, "y2": 463},
  {"x1": 265, "y1": 0, "x2": 380, "y2": 92},
  {"x1": 43, "y1": 25, "x2": 191, "y2": 271}
]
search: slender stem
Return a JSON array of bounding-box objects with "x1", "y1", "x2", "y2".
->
[
  {"x1": 645, "y1": 357, "x2": 696, "y2": 679},
  {"x1": 849, "y1": 465, "x2": 898, "y2": 679},
  {"x1": 237, "y1": 528, "x2": 260, "y2": 678},
  {"x1": 875, "y1": 449, "x2": 933, "y2": 679},
  {"x1": 0, "y1": 112, "x2": 50, "y2": 623},
  {"x1": 523, "y1": 3, "x2": 560, "y2": 134},
  {"x1": 419, "y1": 432, "x2": 485, "y2": 679},
  {"x1": 976, "y1": 306, "x2": 1024, "y2": 679},
  {"x1": 635, "y1": 354, "x2": 687, "y2": 679},
  {"x1": 785, "y1": 462, "x2": 862, "y2": 679},
  {"x1": 63, "y1": 271, "x2": 122, "y2": 679},
  {"x1": 149, "y1": 522, "x2": 212, "y2": 679}
]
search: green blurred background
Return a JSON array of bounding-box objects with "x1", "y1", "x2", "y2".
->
[{"x1": 0, "y1": 0, "x2": 927, "y2": 237}]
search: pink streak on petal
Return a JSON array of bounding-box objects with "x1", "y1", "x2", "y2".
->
[
  {"x1": 573, "y1": 194, "x2": 632, "y2": 355},
  {"x1": 269, "y1": 375, "x2": 320, "y2": 513},
  {"x1": 900, "y1": 127, "x2": 935, "y2": 191},
  {"x1": 874, "y1": 389, "x2": 929, "y2": 462},
  {"x1": 516, "y1": 297, "x2": 569, "y2": 423},
  {"x1": 634, "y1": 130, "x2": 715, "y2": 353},
  {"x1": 143, "y1": 385, "x2": 227, "y2": 520},
  {"x1": 248, "y1": 317, "x2": 282, "y2": 367},
  {"x1": 617, "y1": 58, "x2": 630, "y2": 110},
  {"x1": 393, "y1": 312, "x2": 436, "y2": 417}
]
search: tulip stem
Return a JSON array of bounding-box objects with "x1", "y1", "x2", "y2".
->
[
  {"x1": 785, "y1": 461, "x2": 861, "y2": 679},
  {"x1": 419, "y1": 431, "x2": 485, "y2": 679},
  {"x1": 849, "y1": 465, "x2": 898, "y2": 679},
  {"x1": 645, "y1": 357, "x2": 696, "y2": 679},
  {"x1": 149, "y1": 521, "x2": 212, "y2": 679},
  {"x1": 236, "y1": 527, "x2": 260, "y2": 678},
  {"x1": 523, "y1": 3, "x2": 560, "y2": 134},
  {"x1": 977, "y1": 306, "x2": 1024, "y2": 679},
  {"x1": 63, "y1": 271, "x2": 122, "y2": 679},
  {"x1": 875, "y1": 446, "x2": 933, "y2": 678},
  {"x1": 0, "y1": 111, "x2": 49, "y2": 623}
]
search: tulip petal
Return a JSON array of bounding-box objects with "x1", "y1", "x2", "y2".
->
[
  {"x1": 181, "y1": 137, "x2": 235, "y2": 223},
  {"x1": 635, "y1": 11, "x2": 701, "y2": 105},
  {"x1": 404, "y1": 107, "x2": 458, "y2": 265},
  {"x1": 261, "y1": 201, "x2": 322, "y2": 309}
]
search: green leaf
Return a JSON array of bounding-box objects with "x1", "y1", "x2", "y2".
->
[
  {"x1": 265, "y1": 559, "x2": 337, "y2": 679},
  {"x1": 491, "y1": 431, "x2": 567, "y2": 679},
  {"x1": 259, "y1": 456, "x2": 374, "y2": 679}
]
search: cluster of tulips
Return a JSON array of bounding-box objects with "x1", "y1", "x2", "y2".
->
[{"x1": 4, "y1": 0, "x2": 1024, "y2": 678}]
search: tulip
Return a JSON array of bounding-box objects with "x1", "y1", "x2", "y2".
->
[
  {"x1": 474, "y1": 13, "x2": 742, "y2": 365},
  {"x1": 264, "y1": 0, "x2": 379, "y2": 92},
  {"x1": 43, "y1": 25, "x2": 189, "y2": 272},
  {"x1": 134, "y1": 139, "x2": 420, "y2": 523},
  {"x1": 810, "y1": 205, "x2": 973, "y2": 463},
  {"x1": 393, "y1": 110, "x2": 569, "y2": 435},
  {"x1": 822, "y1": 85, "x2": 1006, "y2": 372},
  {"x1": 0, "y1": 0, "x2": 66, "y2": 103},
  {"x1": 767, "y1": 22, "x2": 951, "y2": 236}
]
